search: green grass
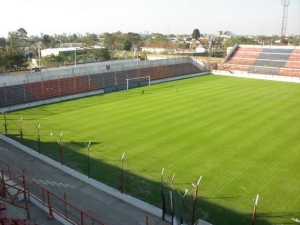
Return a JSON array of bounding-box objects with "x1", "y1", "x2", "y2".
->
[{"x1": 3, "y1": 75, "x2": 300, "y2": 225}]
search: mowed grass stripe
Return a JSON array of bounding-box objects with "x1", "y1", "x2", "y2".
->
[{"x1": 6, "y1": 75, "x2": 300, "y2": 225}]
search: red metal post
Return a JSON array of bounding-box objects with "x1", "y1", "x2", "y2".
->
[
  {"x1": 47, "y1": 192, "x2": 55, "y2": 220},
  {"x1": 64, "y1": 192, "x2": 67, "y2": 218}
]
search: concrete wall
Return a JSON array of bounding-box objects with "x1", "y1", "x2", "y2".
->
[
  {"x1": 212, "y1": 69, "x2": 300, "y2": 83},
  {"x1": 1, "y1": 89, "x2": 105, "y2": 112},
  {"x1": 0, "y1": 59, "x2": 140, "y2": 86},
  {"x1": 0, "y1": 57, "x2": 196, "y2": 87}
]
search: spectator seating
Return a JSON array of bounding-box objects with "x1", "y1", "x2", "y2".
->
[
  {"x1": 0, "y1": 62, "x2": 202, "y2": 108},
  {"x1": 0, "y1": 206, "x2": 37, "y2": 225},
  {"x1": 0, "y1": 212, "x2": 13, "y2": 225},
  {"x1": 26, "y1": 76, "x2": 95, "y2": 100},
  {"x1": 0, "y1": 203, "x2": 5, "y2": 210},
  {"x1": 219, "y1": 45, "x2": 300, "y2": 77},
  {"x1": 0, "y1": 85, "x2": 37, "y2": 107}
]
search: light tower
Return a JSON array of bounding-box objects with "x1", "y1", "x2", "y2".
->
[{"x1": 280, "y1": 0, "x2": 290, "y2": 45}]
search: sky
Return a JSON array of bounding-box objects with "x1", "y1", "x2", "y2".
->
[{"x1": 1, "y1": 0, "x2": 299, "y2": 38}]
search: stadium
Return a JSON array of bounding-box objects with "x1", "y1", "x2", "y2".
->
[{"x1": 1, "y1": 44, "x2": 300, "y2": 225}]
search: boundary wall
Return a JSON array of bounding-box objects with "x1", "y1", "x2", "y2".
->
[
  {"x1": 212, "y1": 69, "x2": 300, "y2": 83},
  {"x1": 1, "y1": 57, "x2": 206, "y2": 112},
  {"x1": 1, "y1": 57, "x2": 204, "y2": 86}
]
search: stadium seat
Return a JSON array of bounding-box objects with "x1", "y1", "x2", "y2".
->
[
  {"x1": 0, "y1": 212, "x2": 6, "y2": 219},
  {"x1": 0, "y1": 203, "x2": 5, "y2": 210},
  {"x1": 0, "y1": 218, "x2": 13, "y2": 225},
  {"x1": 219, "y1": 45, "x2": 300, "y2": 77},
  {"x1": 26, "y1": 220, "x2": 37, "y2": 225},
  {"x1": 12, "y1": 219, "x2": 25, "y2": 225}
]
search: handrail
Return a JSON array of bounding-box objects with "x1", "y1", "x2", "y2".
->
[{"x1": 0, "y1": 158, "x2": 107, "y2": 225}]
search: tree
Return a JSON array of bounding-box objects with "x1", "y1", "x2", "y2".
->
[
  {"x1": 192, "y1": 29, "x2": 200, "y2": 40},
  {"x1": 40, "y1": 53, "x2": 65, "y2": 68},
  {"x1": 0, "y1": 38, "x2": 6, "y2": 51},
  {"x1": 103, "y1": 33, "x2": 117, "y2": 50},
  {"x1": 224, "y1": 36, "x2": 258, "y2": 48},
  {"x1": 0, "y1": 52, "x2": 8, "y2": 72},
  {"x1": 93, "y1": 48, "x2": 110, "y2": 61},
  {"x1": 0, "y1": 51, "x2": 28, "y2": 71},
  {"x1": 126, "y1": 32, "x2": 142, "y2": 46},
  {"x1": 145, "y1": 33, "x2": 169, "y2": 45},
  {"x1": 42, "y1": 34, "x2": 51, "y2": 48},
  {"x1": 123, "y1": 40, "x2": 132, "y2": 51},
  {"x1": 6, "y1": 28, "x2": 29, "y2": 52},
  {"x1": 17, "y1": 28, "x2": 28, "y2": 46},
  {"x1": 7, "y1": 31, "x2": 20, "y2": 51}
]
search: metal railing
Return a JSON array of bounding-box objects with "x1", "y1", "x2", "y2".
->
[{"x1": 0, "y1": 158, "x2": 107, "y2": 225}]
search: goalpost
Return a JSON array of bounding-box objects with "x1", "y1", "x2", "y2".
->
[{"x1": 126, "y1": 76, "x2": 150, "y2": 90}]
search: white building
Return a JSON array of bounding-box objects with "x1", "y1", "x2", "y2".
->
[
  {"x1": 140, "y1": 44, "x2": 175, "y2": 54},
  {"x1": 41, "y1": 46, "x2": 104, "y2": 57}
]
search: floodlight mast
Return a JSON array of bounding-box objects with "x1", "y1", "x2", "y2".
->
[{"x1": 280, "y1": 0, "x2": 290, "y2": 45}]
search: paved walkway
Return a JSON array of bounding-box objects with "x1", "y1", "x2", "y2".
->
[{"x1": 0, "y1": 139, "x2": 170, "y2": 225}]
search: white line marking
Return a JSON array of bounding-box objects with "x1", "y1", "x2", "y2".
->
[
  {"x1": 38, "y1": 179, "x2": 47, "y2": 185},
  {"x1": 66, "y1": 184, "x2": 74, "y2": 189},
  {"x1": 59, "y1": 183, "x2": 68, "y2": 188},
  {"x1": 32, "y1": 178, "x2": 40, "y2": 183},
  {"x1": 46, "y1": 180, "x2": 54, "y2": 186},
  {"x1": 0, "y1": 147, "x2": 8, "y2": 152},
  {"x1": 52, "y1": 182, "x2": 60, "y2": 186}
]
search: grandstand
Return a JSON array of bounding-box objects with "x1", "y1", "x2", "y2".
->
[
  {"x1": 0, "y1": 57, "x2": 205, "y2": 111},
  {"x1": 217, "y1": 44, "x2": 300, "y2": 77}
]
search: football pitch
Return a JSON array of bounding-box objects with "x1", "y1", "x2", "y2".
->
[{"x1": 3, "y1": 74, "x2": 300, "y2": 225}]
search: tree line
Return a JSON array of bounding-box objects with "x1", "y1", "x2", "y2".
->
[
  {"x1": 0, "y1": 28, "x2": 180, "y2": 72},
  {"x1": 1, "y1": 27, "x2": 298, "y2": 73}
]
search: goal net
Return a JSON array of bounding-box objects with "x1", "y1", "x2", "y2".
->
[{"x1": 126, "y1": 76, "x2": 150, "y2": 90}]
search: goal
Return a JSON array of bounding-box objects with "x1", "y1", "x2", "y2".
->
[{"x1": 126, "y1": 76, "x2": 150, "y2": 90}]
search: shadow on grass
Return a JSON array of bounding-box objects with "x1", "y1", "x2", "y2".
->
[{"x1": 2, "y1": 133, "x2": 279, "y2": 225}]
